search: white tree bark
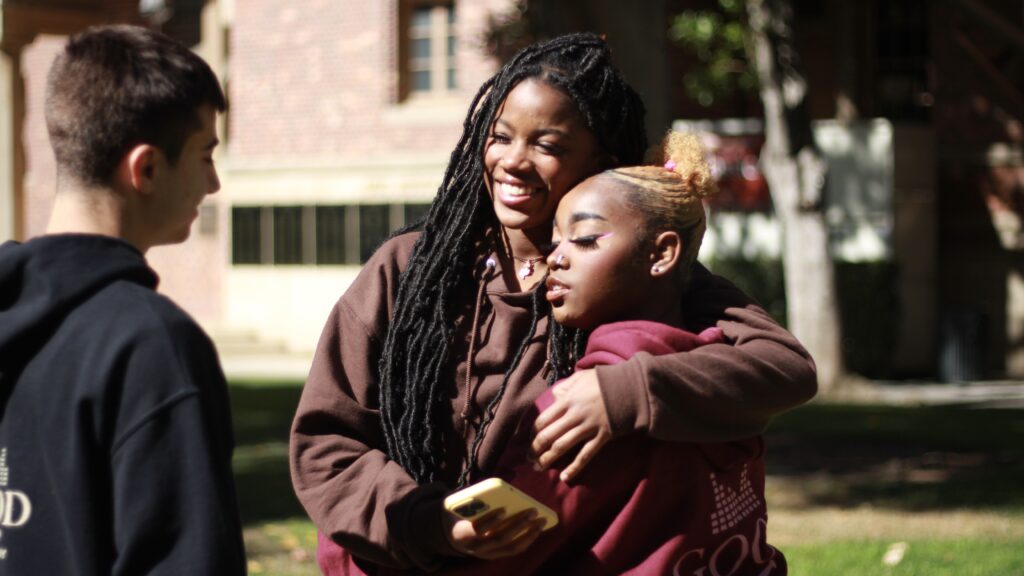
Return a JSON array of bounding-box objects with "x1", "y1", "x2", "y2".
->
[{"x1": 747, "y1": 0, "x2": 844, "y2": 390}]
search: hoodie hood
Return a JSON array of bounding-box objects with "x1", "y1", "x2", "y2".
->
[{"x1": 0, "y1": 234, "x2": 157, "y2": 378}]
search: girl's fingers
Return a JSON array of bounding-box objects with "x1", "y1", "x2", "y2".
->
[
  {"x1": 469, "y1": 508, "x2": 506, "y2": 533},
  {"x1": 532, "y1": 400, "x2": 568, "y2": 441},
  {"x1": 481, "y1": 508, "x2": 536, "y2": 539},
  {"x1": 501, "y1": 518, "x2": 547, "y2": 556},
  {"x1": 530, "y1": 407, "x2": 575, "y2": 460},
  {"x1": 473, "y1": 510, "x2": 542, "y2": 558},
  {"x1": 559, "y1": 434, "x2": 609, "y2": 482},
  {"x1": 532, "y1": 370, "x2": 606, "y2": 465},
  {"x1": 535, "y1": 424, "x2": 590, "y2": 470},
  {"x1": 447, "y1": 509, "x2": 506, "y2": 555}
]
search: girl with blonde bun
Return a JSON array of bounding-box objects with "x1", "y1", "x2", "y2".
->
[{"x1": 456, "y1": 131, "x2": 788, "y2": 575}]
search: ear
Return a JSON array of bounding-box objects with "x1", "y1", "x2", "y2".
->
[
  {"x1": 648, "y1": 231, "x2": 682, "y2": 278},
  {"x1": 125, "y1": 144, "x2": 160, "y2": 195}
]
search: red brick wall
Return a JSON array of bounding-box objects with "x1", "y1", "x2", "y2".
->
[{"x1": 228, "y1": 0, "x2": 512, "y2": 162}]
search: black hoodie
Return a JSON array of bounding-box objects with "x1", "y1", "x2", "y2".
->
[{"x1": 0, "y1": 235, "x2": 246, "y2": 575}]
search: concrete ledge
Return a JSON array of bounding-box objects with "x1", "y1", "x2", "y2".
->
[
  {"x1": 821, "y1": 379, "x2": 1024, "y2": 408},
  {"x1": 220, "y1": 353, "x2": 312, "y2": 382}
]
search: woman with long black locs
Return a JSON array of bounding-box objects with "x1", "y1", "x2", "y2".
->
[{"x1": 291, "y1": 32, "x2": 817, "y2": 574}]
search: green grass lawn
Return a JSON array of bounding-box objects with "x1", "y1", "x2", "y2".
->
[
  {"x1": 230, "y1": 381, "x2": 1024, "y2": 575},
  {"x1": 229, "y1": 382, "x2": 307, "y2": 525},
  {"x1": 784, "y1": 539, "x2": 1024, "y2": 575}
]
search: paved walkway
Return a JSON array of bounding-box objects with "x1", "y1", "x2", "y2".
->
[
  {"x1": 221, "y1": 352, "x2": 312, "y2": 381},
  {"x1": 820, "y1": 379, "x2": 1024, "y2": 408}
]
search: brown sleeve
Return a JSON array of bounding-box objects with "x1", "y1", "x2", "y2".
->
[
  {"x1": 597, "y1": 263, "x2": 817, "y2": 442},
  {"x1": 289, "y1": 235, "x2": 458, "y2": 570}
]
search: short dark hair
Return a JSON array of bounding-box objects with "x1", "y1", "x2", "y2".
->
[{"x1": 45, "y1": 25, "x2": 226, "y2": 186}]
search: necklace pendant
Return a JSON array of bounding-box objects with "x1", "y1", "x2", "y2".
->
[{"x1": 518, "y1": 262, "x2": 533, "y2": 279}]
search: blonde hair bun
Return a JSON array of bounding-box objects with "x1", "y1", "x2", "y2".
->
[{"x1": 646, "y1": 130, "x2": 716, "y2": 198}]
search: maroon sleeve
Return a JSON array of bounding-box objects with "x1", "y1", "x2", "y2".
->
[
  {"x1": 289, "y1": 235, "x2": 458, "y2": 571},
  {"x1": 597, "y1": 264, "x2": 817, "y2": 442}
]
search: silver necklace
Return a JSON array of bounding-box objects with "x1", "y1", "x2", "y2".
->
[{"x1": 513, "y1": 255, "x2": 544, "y2": 279}]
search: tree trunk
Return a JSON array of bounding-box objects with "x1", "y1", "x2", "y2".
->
[{"x1": 747, "y1": 0, "x2": 844, "y2": 390}]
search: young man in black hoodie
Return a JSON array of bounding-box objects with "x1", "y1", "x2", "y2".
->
[{"x1": 0, "y1": 25, "x2": 246, "y2": 574}]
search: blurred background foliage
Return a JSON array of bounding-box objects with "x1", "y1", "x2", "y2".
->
[{"x1": 670, "y1": 0, "x2": 759, "y2": 108}]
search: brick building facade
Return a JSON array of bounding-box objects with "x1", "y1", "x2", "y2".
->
[
  {"x1": 213, "y1": 0, "x2": 514, "y2": 353},
  {"x1": 3, "y1": 0, "x2": 1022, "y2": 378},
  {"x1": 7, "y1": 0, "x2": 517, "y2": 356}
]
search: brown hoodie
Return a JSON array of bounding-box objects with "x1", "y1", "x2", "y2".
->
[{"x1": 290, "y1": 232, "x2": 816, "y2": 572}]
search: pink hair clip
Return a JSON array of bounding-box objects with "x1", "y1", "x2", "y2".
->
[{"x1": 664, "y1": 160, "x2": 677, "y2": 172}]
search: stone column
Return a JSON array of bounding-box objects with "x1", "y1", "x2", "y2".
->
[
  {"x1": 1, "y1": 2, "x2": 119, "y2": 242},
  {"x1": 0, "y1": 34, "x2": 25, "y2": 243}
]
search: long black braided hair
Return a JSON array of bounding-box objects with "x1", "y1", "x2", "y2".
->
[{"x1": 378, "y1": 32, "x2": 649, "y2": 485}]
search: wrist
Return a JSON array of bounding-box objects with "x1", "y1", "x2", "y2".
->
[
  {"x1": 595, "y1": 362, "x2": 650, "y2": 436},
  {"x1": 388, "y1": 482, "x2": 461, "y2": 562}
]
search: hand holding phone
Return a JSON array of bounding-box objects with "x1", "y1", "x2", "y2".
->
[{"x1": 444, "y1": 478, "x2": 558, "y2": 531}]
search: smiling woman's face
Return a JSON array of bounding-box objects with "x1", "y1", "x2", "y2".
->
[
  {"x1": 483, "y1": 78, "x2": 606, "y2": 236},
  {"x1": 544, "y1": 175, "x2": 654, "y2": 330}
]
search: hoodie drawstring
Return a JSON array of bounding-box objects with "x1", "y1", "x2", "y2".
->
[{"x1": 460, "y1": 256, "x2": 496, "y2": 426}]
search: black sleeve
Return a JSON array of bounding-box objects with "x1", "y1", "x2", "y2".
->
[{"x1": 109, "y1": 318, "x2": 246, "y2": 576}]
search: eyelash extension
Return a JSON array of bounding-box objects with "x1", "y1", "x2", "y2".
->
[
  {"x1": 569, "y1": 231, "x2": 613, "y2": 250},
  {"x1": 543, "y1": 231, "x2": 613, "y2": 256}
]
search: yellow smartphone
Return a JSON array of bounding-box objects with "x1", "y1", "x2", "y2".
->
[{"x1": 443, "y1": 478, "x2": 559, "y2": 531}]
